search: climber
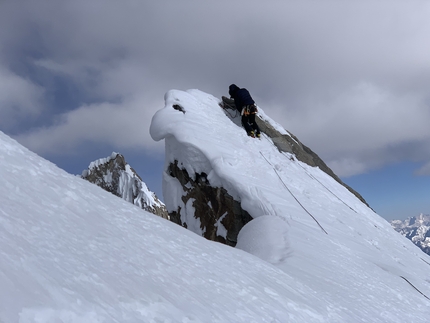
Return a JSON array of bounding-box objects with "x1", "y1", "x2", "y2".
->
[{"x1": 228, "y1": 84, "x2": 261, "y2": 138}]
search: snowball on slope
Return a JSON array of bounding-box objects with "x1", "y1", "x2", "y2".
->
[{"x1": 236, "y1": 215, "x2": 290, "y2": 265}]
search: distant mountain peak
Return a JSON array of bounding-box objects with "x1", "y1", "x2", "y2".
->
[
  {"x1": 81, "y1": 152, "x2": 168, "y2": 219},
  {"x1": 391, "y1": 213, "x2": 430, "y2": 255}
]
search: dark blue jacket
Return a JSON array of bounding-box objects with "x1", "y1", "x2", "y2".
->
[{"x1": 229, "y1": 84, "x2": 255, "y2": 112}]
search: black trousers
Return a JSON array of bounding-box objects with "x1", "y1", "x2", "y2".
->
[{"x1": 241, "y1": 113, "x2": 260, "y2": 134}]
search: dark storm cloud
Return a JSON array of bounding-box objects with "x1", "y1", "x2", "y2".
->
[{"x1": 1, "y1": 0, "x2": 430, "y2": 177}]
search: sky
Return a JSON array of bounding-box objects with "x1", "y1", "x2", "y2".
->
[{"x1": 0, "y1": 0, "x2": 429, "y2": 221}]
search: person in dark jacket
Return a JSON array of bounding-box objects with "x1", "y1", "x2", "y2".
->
[{"x1": 228, "y1": 84, "x2": 261, "y2": 138}]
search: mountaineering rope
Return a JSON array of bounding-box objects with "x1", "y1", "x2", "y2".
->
[
  {"x1": 287, "y1": 153, "x2": 358, "y2": 213},
  {"x1": 400, "y1": 276, "x2": 430, "y2": 301},
  {"x1": 259, "y1": 151, "x2": 328, "y2": 235},
  {"x1": 421, "y1": 257, "x2": 430, "y2": 266},
  {"x1": 259, "y1": 133, "x2": 357, "y2": 214}
]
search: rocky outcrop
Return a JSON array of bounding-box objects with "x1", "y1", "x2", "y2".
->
[
  {"x1": 167, "y1": 161, "x2": 252, "y2": 246},
  {"x1": 82, "y1": 153, "x2": 169, "y2": 219},
  {"x1": 391, "y1": 214, "x2": 430, "y2": 255}
]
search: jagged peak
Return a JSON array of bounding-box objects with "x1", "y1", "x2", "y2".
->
[
  {"x1": 392, "y1": 213, "x2": 430, "y2": 228},
  {"x1": 82, "y1": 152, "x2": 138, "y2": 178},
  {"x1": 81, "y1": 152, "x2": 168, "y2": 219},
  {"x1": 391, "y1": 213, "x2": 430, "y2": 256}
]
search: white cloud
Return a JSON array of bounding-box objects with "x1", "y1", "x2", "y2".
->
[
  {"x1": 274, "y1": 81, "x2": 430, "y2": 176},
  {"x1": 15, "y1": 94, "x2": 164, "y2": 155},
  {"x1": 3, "y1": 0, "x2": 430, "y2": 178},
  {"x1": 326, "y1": 158, "x2": 370, "y2": 178},
  {"x1": 0, "y1": 67, "x2": 44, "y2": 128},
  {"x1": 415, "y1": 162, "x2": 430, "y2": 176}
]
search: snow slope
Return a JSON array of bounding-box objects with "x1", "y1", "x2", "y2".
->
[
  {"x1": 151, "y1": 89, "x2": 430, "y2": 322},
  {"x1": 1, "y1": 131, "x2": 341, "y2": 322}
]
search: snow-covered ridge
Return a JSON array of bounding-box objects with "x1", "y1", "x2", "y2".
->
[
  {"x1": 81, "y1": 152, "x2": 168, "y2": 218},
  {"x1": 1, "y1": 88, "x2": 430, "y2": 321},
  {"x1": 150, "y1": 89, "x2": 430, "y2": 321},
  {"x1": 2, "y1": 130, "x2": 334, "y2": 322}
]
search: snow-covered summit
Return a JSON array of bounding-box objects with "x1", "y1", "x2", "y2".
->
[
  {"x1": 150, "y1": 89, "x2": 430, "y2": 321},
  {"x1": 81, "y1": 152, "x2": 168, "y2": 218}
]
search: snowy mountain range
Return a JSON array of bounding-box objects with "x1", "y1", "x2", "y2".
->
[
  {"x1": 391, "y1": 213, "x2": 430, "y2": 255},
  {"x1": 81, "y1": 152, "x2": 168, "y2": 219},
  {"x1": 1, "y1": 88, "x2": 430, "y2": 322}
]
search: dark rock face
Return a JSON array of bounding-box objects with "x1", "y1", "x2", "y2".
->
[
  {"x1": 82, "y1": 153, "x2": 169, "y2": 219},
  {"x1": 391, "y1": 214, "x2": 430, "y2": 255},
  {"x1": 168, "y1": 161, "x2": 252, "y2": 246}
]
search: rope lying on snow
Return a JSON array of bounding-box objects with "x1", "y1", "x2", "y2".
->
[
  {"x1": 259, "y1": 151, "x2": 328, "y2": 235},
  {"x1": 421, "y1": 257, "x2": 430, "y2": 266},
  {"x1": 400, "y1": 276, "x2": 430, "y2": 301},
  {"x1": 260, "y1": 134, "x2": 357, "y2": 214},
  {"x1": 288, "y1": 154, "x2": 358, "y2": 214}
]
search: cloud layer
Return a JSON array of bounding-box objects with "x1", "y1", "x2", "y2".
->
[{"x1": 1, "y1": 0, "x2": 430, "y2": 177}]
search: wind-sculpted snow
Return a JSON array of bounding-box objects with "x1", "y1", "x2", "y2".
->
[
  {"x1": 150, "y1": 89, "x2": 430, "y2": 321},
  {"x1": 1, "y1": 88, "x2": 429, "y2": 322},
  {"x1": 1, "y1": 130, "x2": 326, "y2": 322}
]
